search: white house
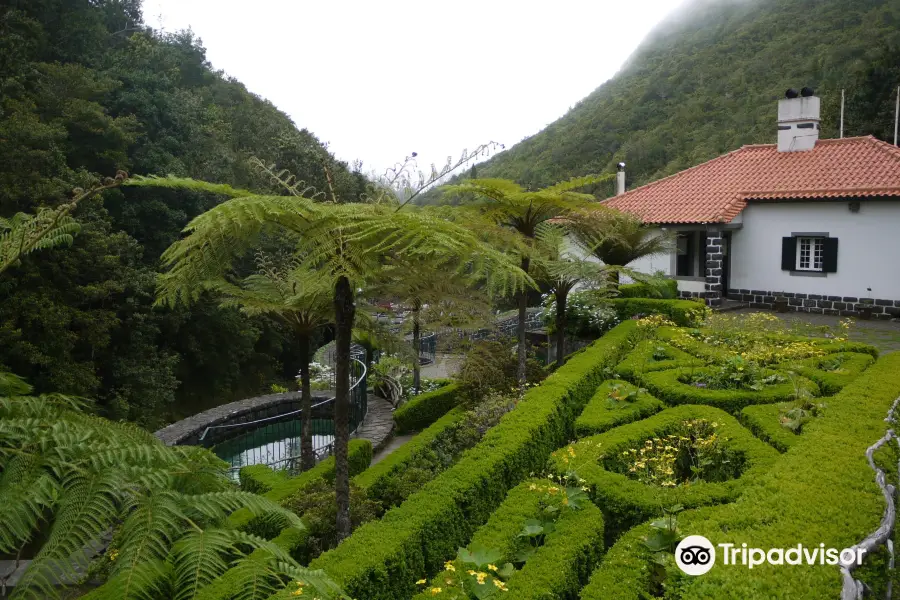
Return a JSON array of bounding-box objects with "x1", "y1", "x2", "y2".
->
[{"x1": 603, "y1": 89, "x2": 900, "y2": 318}]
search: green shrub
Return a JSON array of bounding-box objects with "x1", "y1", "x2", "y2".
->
[
  {"x1": 550, "y1": 405, "x2": 779, "y2": 534},
  {"x1": 411, "y1": 478, "x2": 604, "y2": 600},
  {"x1": 794, "y1": 351, "x2": 875, "y2": 395},
  {"x1": 619, "y1": 279, "x2": 678, "y2": 299},
  {"x1": 613, "y1": 340, "x2": 705, "y2": 381},
  {"x1": 575, "y1": 379, "x2": 665, "y2": 437},
  {"x1": 456, "y1": 340, "x2": 545, "y2": 402},
  {"x1": 355, "y1": 408, "x2": 466, "y2": 492},
  {"x1": 739, "y1": 403, "x2": 800, "y2": 452},
  {"x1": 609, "y1": 298, "x2": 708, "y2": 327},
  {"x1": 230, "y1": 438, "x2": 373, "y2": 534},
  {"x1": 541, "y1": 290, "x2": 621, "y2": 337},
  {"x1": 305, "y1": 321, "x2": 638, "y2": 600},
  {"x1": 641, "y1": 366, "x2": 819, "y2": 413},
  {"x1": 239, "y1": 464, "x2": 290, "y2": 495},
  {"x1": 393, "y1": 383, "x2": 460, "y2": 434},
  {"x1": 672, "y1": 353, "x2": 900, "y2": 598},
  {"x1": 579, "y1": 522, "x2": 653, "y2": 600}
]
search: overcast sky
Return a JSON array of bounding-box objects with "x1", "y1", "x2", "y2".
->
[{"x1": 146, "y1": 0, "x2": 683, "y2": 177}]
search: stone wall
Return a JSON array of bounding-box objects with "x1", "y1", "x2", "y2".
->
[
  {"x1": 704, "y1": 230, "x2": 724, "y2": 307},
  {"x1": 727, "y1": 289, "x2": 900, "y2": 320},
  {"x1": 154, "y1": 391, "x2": 336, "y2": 447}
]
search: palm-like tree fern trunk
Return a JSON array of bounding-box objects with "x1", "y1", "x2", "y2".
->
[
  {"x1": 333, "y1": 275, "x2": 355, "y2": 541},
  {"x1": 516, "y1": 256, "x2": 531, "y2": 383},
  {"x1": 412, "y1": 301, "x2": 421, "y2": 393},
  {"x1": 555, "y1": 289, "x2": 568, "y2": 368},
  {"x1": 298, "y1": 332, "x2": 314, "y2": 472}
]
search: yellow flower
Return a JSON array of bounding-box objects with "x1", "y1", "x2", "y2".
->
[
  {"x1": 467, "y1": 570, "x2": 477, "y2": 575},
  {"x1": 444, "y1": 561, "x2": 455, "y2": 572},
  {"x1": 488, "y1": 564, "x2": 498, "y2": 572},
  {"x1": 416, "y1": 579, "x2": 427, "y2": 585},
  {"x1": 430, "y1": 588, "x2": 442, "y2": 595},
  {"x1": 476, "y1": 572, "x2": 487, "y2": 584},
  {"x1": 108, "y1": 549, "x2": 119, "y2": 562}
]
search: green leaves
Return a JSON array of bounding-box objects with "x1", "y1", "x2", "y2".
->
[{"x1": 457, "y1": 543, "x2": 503, "y2": 568}]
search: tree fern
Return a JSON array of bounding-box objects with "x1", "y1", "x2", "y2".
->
[{"x1": 0, "y1": 376, "x2": 347, "y2": 600}]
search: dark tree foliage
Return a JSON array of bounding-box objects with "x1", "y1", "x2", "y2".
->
[
  {"x1": 468, "y1": 0, "x2": 900, "y2": 192},
  {"x1": 0, "y1": 1, "x2": 366, "y2": 428}
]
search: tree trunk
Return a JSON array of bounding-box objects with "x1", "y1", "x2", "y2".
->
[
  {"x1": 412, "y1": 302, "x2": 421, "y2": 393},
  {"x1": 333, "y1": 275, "x2": 355, "y2": 541},
  {"x1": 299, "y1": 332, "x2": 314, "y2": 472},
  {"x1": 555, "y1": 290, "x2": 567, "y2": 368},
  {"x1": 516, "y1": 256, "x2": 531, "y2": 384},
  {"x1": 607, "y1": 267, "x2": 620, "y2": 291}
]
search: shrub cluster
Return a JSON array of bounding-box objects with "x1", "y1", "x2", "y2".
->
[
  {"x1": 795, "y1": 351, "x2": 875, "y2": 395},
  {"x1": 609, "y1": 298, "x2": 709, "y2": 327},
  {"x1": 739, "y1": 403, "x2": 800, "y2": 453},
  {"x1": 455, "y1": 340, "x2": 546, "y2": 403},
  {"x1": 618, "y1": 278, "x2": 679, "y2": 299},
  {"x1": 613, "y1": 340, "x2": 705, "y2": 382},
  {"x1": 393, "y1": 382, "x2": 461, "y2": 434},
  {"x1": 575, "y1": 379, "x2": 665, "y2": 437},
  {"x1": 306, "y1": 321, "x2": 638, "y2": 600},
  {"x1": 550, "y1": 405, "x2": 779, "y2": 533}
]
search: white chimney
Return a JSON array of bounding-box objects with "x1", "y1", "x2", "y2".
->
[
  {"x1": 778, "y1": 87, "x2": 820, "y2": 152},
  {"x1": 616, "y1": 162, "x2": 626, "y2": 195}
]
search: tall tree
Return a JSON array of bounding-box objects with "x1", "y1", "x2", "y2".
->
[
  {"x1": 441, "y1": 175, "x2": 610, "y2": 383},
  {"x1": 209, "y1": 253, "x2": 332, "y2": 471},
  {"x1": 126, "y1": 173, "x2": 528, "y2": 541}
]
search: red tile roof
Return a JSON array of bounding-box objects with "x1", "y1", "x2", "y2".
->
[{"x1": 602, "y1": 136, "x2": 900, "y2": 224}]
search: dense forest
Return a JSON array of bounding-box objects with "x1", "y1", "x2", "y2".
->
[
  {"x1": 468, "y1": 0, "x2": 900, "y2": 193},
  {"x1": 0, "y1": 0, "x2": 368, "y2": 429}
]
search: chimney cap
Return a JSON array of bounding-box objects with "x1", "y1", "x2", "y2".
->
[
  {"x1": 616, "y1": 162, "x2": 626, "y2": 171},
  {"x1": 801, "y1": 86, "x2": 815, "y2": 97},
  {"x1": 785, "y1": 88, "x2": 799, "y2": 99}
]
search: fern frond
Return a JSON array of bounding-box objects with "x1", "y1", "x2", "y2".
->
[
  {"x1": 180, "y1": 490, "x2": 304, "y2": 530},
  {"x1": 540, "y1": 173, "x2": 613, "y2": 194},
  {"x1": 124, "y1": 175, "x2": 256, "y2": 199},
  {"x1": 171, "y1": 528, "x2": 234, "y2": 600},
  {"x1": 79, "y1": 559, "x2": 172, "y2": 600},
  {"x1": 0, "y1": 455, "x2": 58, "y2": 554}
]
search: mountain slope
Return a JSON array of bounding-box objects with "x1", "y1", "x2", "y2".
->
[{"x1": 474, "y1": 0, "x2": 900, "y2": 192}]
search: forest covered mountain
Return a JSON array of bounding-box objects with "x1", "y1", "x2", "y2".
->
[
  {"x1": 0, "y1": 0, "x2": 367, "y2": 428},
  {"x1": 471, "y1": 0, "x2": 900, "y2": 193}
]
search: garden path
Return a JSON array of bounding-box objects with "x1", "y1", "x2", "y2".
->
[
  {"x1": 352, "y1": 395, "x2": 395, "y2": 454},
  {"x1": 370, "y1": 434, "x2": 415, "y2": 466}
]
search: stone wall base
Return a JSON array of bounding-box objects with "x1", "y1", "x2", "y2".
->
[{"x1": 727, "y1": 289, "x2": 900, "y2": 320}]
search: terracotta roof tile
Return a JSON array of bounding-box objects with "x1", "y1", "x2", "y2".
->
[{"x1": 602, "y1": 136, "x2": 900, "y2": 224}]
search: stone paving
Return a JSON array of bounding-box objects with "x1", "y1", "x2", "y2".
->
[
  {"x1": 352, "y1": 395, "x2": 396, "y2": 454},
  {"x1": 371, "y1": 434, "x2": 415, "y2": 465}
]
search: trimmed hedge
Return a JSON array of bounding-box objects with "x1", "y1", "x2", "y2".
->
[
  {"x1": 393, "y1": 382, "x2": 460, "y2": 434},
  {"x1": 739, "y1": 403, "x2": 800, "y2": 453},
  {"x1": 609, "y1": 298, "x2": 707, "y2": 327},
  {"x1": 575, "y1": 379, "x2": 665, "y2": 437},
  {"x1": 579, "y1": 522, "x2": 653, "y2": 600},
  {"x1": 618, "y1": 279, "x2": 678, "y2": 299},
  {"x1": 550, "y1": 405, "x2": 779, "y2": 532},
  {"x1": 230, "y1": 438, "x2": 373, "y2": 533},
  {"x1": 794, "y1": 351, "x2": 875, "y2": 395},
  {"x1": 353, "y1": 407, "x2": 466, "y2": 493},
  {"x1": 304, "y1": 320, "x2": 638, "y2": 600},
  {"x1": 613, "y1": 340, "x2": 705, "y2": 382},
  {"x1": 641, "y1": 367, "x2": 819, "y2": 413},
  {"x1": 674, "y1": 353, "x2": 900, "y2": 598},
  {"x1": 411, "y1": 478, "x2": 604, "y2": 600}
]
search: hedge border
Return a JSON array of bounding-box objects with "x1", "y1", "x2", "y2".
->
[
  {"x1": 411, "y1": 478, "x2": 604, "y2": 600},
  {"x1": 674, "y1": 353, "x2": 900, "y2": 598},
  {"x1": 393, "y1": 382, "x2": 460, "y2": 434},
  {"x1": 613, "y1": 340, "x2": 705, "y2": 382},
  {"x1": 618, "y1": 279, "x2": 678, "y2": 299},
  {"x1": 609, "y1": 298, "x2": 707, "y2": 327},
  {"x1": 795, "y1": 351, "x2": 875, "y2": 395},
  {"x1": 304, "y1": 320, "x2": 638, "y2": 600},
  {"x1": 575, "y1": 379, "x2": 665, "y2": 437},
  {"x1": 641, "y1": 367, "x2": 819, "y2": 414},
  {"x1": 550, "y1": 405, "x2": 779, "y2": 531},
  {"x1": 353, "y1": 407, "x2": 466, "y2": 493},
  {"x1": 229, "y1": 439, "x2": 373, "y2": 533},
  {"x1": 578, "y1": 521, "x2": 653, "y2": 600},
  {"x1": 739, "y1": 403, "x2": 800, "y2": 453}
]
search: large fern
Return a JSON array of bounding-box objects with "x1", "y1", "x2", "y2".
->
[{"x1": 0, "y1": 377, "x2": 347, "y2": 600}]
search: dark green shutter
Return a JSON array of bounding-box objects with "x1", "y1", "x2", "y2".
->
[
  {"x1": 822, "y1": 238, "x2": 838, "y2": 272},
  {"x1": 781, "y1": 237, "x2": 795, "y2": 271}
]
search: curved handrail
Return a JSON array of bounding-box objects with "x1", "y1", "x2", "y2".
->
[{"x1": 199, "y1": 358, "x2": 368, "y2": 442}]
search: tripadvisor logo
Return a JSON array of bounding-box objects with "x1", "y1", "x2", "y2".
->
[
  {"x1": 674, "y1": 535, "x2": 867, "y2": 576},
  {"x1": 676, "y1": 535, "x2": 716, "y2": 576}
]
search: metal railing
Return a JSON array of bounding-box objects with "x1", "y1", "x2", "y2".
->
[
  {"x1": 209, "y1": 357, "x2": 368, "y2": 478},
  {"x1": 419, "y1": 332, "x2": 437, "y2": 365}
]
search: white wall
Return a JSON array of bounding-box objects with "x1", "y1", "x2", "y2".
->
[{"x1": 730, "y1": 201, "x2": 900, "y2": 299}]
